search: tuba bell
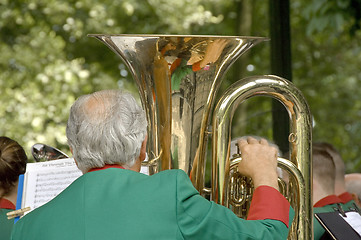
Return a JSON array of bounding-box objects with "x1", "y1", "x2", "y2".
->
[{"x1": 89, "y1": 34, "x2": 312, "y2": 240}]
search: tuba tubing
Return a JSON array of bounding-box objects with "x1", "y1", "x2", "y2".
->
[
  {"x1": 211, "y1": 75, "x2": 312, "y2": 240},
  {"x1": 89, "y1": 35, "x2": 312, "y2": 239}
]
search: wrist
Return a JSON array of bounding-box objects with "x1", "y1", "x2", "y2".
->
[{"x1": 252, "y1": 172, "x2": 279, "y2": 190}]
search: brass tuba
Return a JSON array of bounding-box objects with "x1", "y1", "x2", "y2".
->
[
  {"x1": 212, "y1": 75, "x2": 312, "y2": 239},
  {"x1": 89, "y1": 35, "x2": 312, "y2": 240}
]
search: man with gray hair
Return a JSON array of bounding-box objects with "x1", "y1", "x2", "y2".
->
[
  {"x1": 66, "y1": 90, "x2": 148, "y2": 173},
  {"x1": 11, "y1": 90, "x2": 292, "y2": 239}
]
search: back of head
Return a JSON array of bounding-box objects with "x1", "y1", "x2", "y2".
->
[
  {"x1": 0, "y1": 136, "x2": 27, "y2": 198},
  {"x1": 312, "y1": 145, "x2": 336, "y2": 195},
  {"x1": 314, "y1": 142, "x2": 345, "y2": 194},
  {"x1": 66, "y1": 90, "x2": 148, "y2": 173}
]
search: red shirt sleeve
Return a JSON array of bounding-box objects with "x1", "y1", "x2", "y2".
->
[
  {"x1": 247, "y1": 185, "x2": 290, "y2": 227},
  {"x1": 313, "y1": 195, "x2": 342, "y2": 207},
  {"x1": 338, "y1": 192, "x2": 354, "y2": 204}
]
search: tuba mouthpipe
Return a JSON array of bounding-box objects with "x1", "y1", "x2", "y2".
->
[{"x1": 212, "y1": 75, "x2": 312, "y2": 240}]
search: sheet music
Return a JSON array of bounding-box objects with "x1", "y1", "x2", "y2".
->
[
  {"x1": 22, "y1": 158, "x2": 82, "y2": 215},
  {"x1": 21, "y1": 158, "x2": 150, "y2": 215},
  {"x1": 340, "y1": 211, "x2": 361, "y2": 237}
]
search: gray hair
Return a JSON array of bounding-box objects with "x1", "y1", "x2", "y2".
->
[{"x1": 66, "y1": 90, "x2": 147, "y2": 173}]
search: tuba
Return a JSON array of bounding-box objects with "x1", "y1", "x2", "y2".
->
[
  {"x1": 212, "y1": 75, "x2": 312, "y2": 239},
  {"x1": 89, "y1": 34, "x2": 312, "y2": 240}
]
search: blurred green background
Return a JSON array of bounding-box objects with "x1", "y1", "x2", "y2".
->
[{"x1": 1, "y1": 0, "x2": 361, "y2": 173}]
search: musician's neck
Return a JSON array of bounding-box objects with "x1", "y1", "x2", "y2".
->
[{"x1": 1, "y1": 181, "x2": 18, "y2": 206}]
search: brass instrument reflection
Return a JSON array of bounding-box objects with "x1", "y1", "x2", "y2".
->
[
  {"x1": 89, "y1": 35, "x2": 312, "y2": 240},
  {"x1": 212, "y1": 75, "x2": 312, "y2": 239}
]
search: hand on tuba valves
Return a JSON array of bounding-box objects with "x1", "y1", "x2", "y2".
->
[{"x1": 236, "y1": 137, "x2": 279, "y2": 191}]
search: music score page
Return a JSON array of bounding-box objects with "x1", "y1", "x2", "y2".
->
[
  {"x1": 19, "y1": 158, "x2": 150, "y2": 216},
  {"x1": 21, "y1": 158, "x2": 82, "y2": 215}
]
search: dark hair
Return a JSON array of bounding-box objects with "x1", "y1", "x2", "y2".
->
[{"x1": 0, "y1": 136, "x2": 27, "y2": 198}]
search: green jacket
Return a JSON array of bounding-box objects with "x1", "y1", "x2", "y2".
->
[
  {"x1": 313, "y1": 196, "x2": 356, "y2": 240},
  {"x1": 12, "y1": 168, "x2": 290, "y2": 240},
  {"x1": 1, "y1": 198, "x2": 16, "y2": 240},
  {"x1": 1, "y1": 208, "x2": 15, "y2": 240}
]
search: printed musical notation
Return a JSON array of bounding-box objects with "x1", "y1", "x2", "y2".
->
[
  {"x1": 18, "y1": 158, "x2": 149, "y2": 216},
  {"x1": 21, "y1": 158, "x2": 82, "y2": 214}
]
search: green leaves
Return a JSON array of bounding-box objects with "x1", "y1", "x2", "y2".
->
[
  {"x1": 1, "y1": 0, "x2": 361, "y2": 173},
  {"x1": 303, "y1": 0, "x2": 361, "y2": 36},
  {"x1": 0, "y1": 0, "x2": 225, "y2": 160}
]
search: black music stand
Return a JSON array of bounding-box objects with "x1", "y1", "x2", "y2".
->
[{"x1": 315, "y1": 204, "x2": 361, "y2": 240}]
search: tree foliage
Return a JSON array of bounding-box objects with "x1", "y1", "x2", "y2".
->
[
  {"x1": 0, "y1": 0, "x2": 223, "y2": 158},
  {"x1": 1, "y1": 0, "x2": 361, "y2": 173},
  {"x1": 292, "y1": 0, "x2": 361, "y2": 172}
]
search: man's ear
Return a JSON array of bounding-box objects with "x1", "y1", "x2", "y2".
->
[
  {"x1": 129, "y1": 135, "x2": 148, "y2": 173},
  {"x1": 139, "y1": 135, "x2": 148, "y2": 161},
  {"x1": 69, "y1": 147, "x2": 78, "y2": 167}
]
